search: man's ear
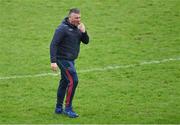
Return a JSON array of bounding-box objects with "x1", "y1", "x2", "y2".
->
[{"x1": 69, "y1": 16, "x2": 72, "y2": 22}]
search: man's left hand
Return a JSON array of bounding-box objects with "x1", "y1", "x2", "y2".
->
[{"x1": 78, "y1": 23, "x2": 86, "y2": 33}]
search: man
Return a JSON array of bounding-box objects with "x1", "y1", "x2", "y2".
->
[{"x1": 50, "y1": 8, "x2": 89, "y2": 118}]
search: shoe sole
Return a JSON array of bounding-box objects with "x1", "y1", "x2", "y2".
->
[{"x1": 63, "y1": 112, "x2": 79, "y2": 118}]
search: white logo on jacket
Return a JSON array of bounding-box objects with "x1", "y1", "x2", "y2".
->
[{"x1": 68, "y1": 28, "x2": 73, "y2": 31}]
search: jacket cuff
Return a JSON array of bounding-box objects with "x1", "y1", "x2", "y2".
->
[{"x1": 51, "y1": 58, "x2": 57, "y2": 63}]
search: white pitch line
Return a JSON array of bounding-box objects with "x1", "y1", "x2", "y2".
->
[
  {"x1": 0, "y1": 57, "x2": 180, "y2": 80},
  {"x1": 78, "y1": 57, "x2": 180, "y2": 73}
]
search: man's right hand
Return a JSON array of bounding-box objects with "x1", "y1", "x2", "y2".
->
[{"x1": 51, "y1": 63, "x2": 58, "y2": 71}]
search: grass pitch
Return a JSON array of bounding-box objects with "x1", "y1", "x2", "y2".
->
[{"x1": 0, "y1": 0, "x2": 180, "y2": 124}]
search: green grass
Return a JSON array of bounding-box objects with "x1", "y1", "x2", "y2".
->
[{"x1": 0, "y1": 0, "x2": 180, "y2": 124}]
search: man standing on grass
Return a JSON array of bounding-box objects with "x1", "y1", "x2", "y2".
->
[{"x1": 50, "y1": 8, "x2": 89, "y2": 118}]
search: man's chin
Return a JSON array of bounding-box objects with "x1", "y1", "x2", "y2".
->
[{"x1": 75, "y1": 22, "x2": 81, "y2": 26}]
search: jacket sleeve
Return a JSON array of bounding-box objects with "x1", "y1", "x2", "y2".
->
[
  {"x1": 81, "y1": 31, "x2": 89, "y2": 44},
  {"x1": 50, "y1": 27, "x2": 65, "y2": 63}
]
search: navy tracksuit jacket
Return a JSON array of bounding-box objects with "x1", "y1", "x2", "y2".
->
[{"x1": 50, "y1": 17, "x2": 89, "y2": 107}]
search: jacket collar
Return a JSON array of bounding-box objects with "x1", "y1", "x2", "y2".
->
[{"x1": 63, "y1": 17, "x2": 77, "y2": 29}]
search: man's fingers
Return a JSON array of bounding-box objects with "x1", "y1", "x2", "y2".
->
[
  {"x1": 51, "y1": 63, "x2": 58, "y2": 71},
  {"x1": 78, "y1": 23, "x2": 85, "y2": 33},
  {"x1": 52, "y1": 66, "x2": 57, "y2": 71}
]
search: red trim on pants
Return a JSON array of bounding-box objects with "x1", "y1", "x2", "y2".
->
[{"x1": 65, "y1": 69, "x2": 73, "y2": 107}]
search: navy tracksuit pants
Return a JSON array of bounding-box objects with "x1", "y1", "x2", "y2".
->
[{"x1": 56, "y1": 59, "x2": 78, "y2": 108}]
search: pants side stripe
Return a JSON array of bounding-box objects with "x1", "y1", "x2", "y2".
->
[{"x1": 65, "y1": 69, "x2": 73, "y2": 107}]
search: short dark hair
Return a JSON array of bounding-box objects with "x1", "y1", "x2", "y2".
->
[{"x1": 68, "y1": 8, "x2": 80, "y2": 16}]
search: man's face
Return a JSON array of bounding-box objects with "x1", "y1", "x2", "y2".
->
[{"x1": 69, "y1": 13, "x2": 81, "y2": 26}]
